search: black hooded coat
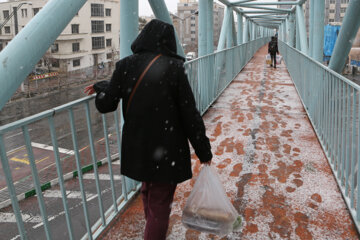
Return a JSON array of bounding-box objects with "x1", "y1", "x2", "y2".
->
[{"x1": 93, "y1": 19, "x2": 212, "y2": 183}]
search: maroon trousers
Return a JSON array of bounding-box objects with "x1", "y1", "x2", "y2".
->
[{"x1": 141, "y1": 182, "x2": 177, "y2": 240}]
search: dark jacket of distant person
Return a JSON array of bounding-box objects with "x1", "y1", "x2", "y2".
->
[
  {"x1": 92, "y1": 19, "x2": 212, "y2": 184},
  {"x1": 268, "y1": 36, "x2": 279, "y2": 55}
]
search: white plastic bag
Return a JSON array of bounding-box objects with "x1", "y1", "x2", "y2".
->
[
  {"x1": 182, "y1": 165, "x2": 242, "y2": 236},
  {"x1": 266, "y1": 54, "x2": 271, "y2": 64},
  {"x1": 276, "y1": 55, "x2": 283, "y2": 64}
]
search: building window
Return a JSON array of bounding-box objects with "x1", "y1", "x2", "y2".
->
[
  {"x1": 91, "y1": 21, "x2": 104, "y2": 33},
  {"x1": 329, "y1": 19, "x2": 335, "y2": 22},
  {"x1": 184, "y1": 3, "x2": 188, "y2": 6},
  {"x1": 340, "y1": 8, "x2": 346, "y2": 13},
  {"x1": 106, "y1": 39, "x2": 112, "y2": 47},
  {"x1": 191, "y1": 31, "x2": 195, "y2": 34},
  {"x1": 92, "y1": 37, "x2": 105, "y2": 49},
  {"x1": 51, "y1": 43, "x2": 59, "y2": 53},
  {"x1": 341, "y1": 0, "x2": 349, "y2": 3},
  {"x1": 21, "y1": 9, "x2": 27, "y2": 18},
  {"x1": 51, "y1": 59, "x2": 59, "y2": 68},
  {"x1": 107, "y1": 53, "x2": 112, "y2": 59},
  {"x1": 330, "y1": 0, "x2": 335, "y2": 3},
  {"x1": 91, "y1": 4, "x2": 104, "y2": 17},
  {"x1": 72, "y1": 42, "x2": 80, "y2": 52},
  {"x1": 4, "y1": 26, "x2": 10, "y2": 34},
  {"x1": 3, "y1": 10, "x2": 9, "y2": 19},
  {"x1": 73, "y1": 59, "x2": 80, "y2": 67},
  {"x1": 71, "y1": 24, "x2": 79, "y2": 34},
  {"x1": 191, "y1": 38, "x2": 196, "y2": 41},
  {"x1": 191, "y1": 16, "x2": 196, "y2": 20},
  {"x1": 190, "y1": 24, "x2": 195, "y2": 27},
  {"x1": 106, "y1": 24, "x2": 111, "y2": 32},
  {"x1": 106, "y1": 8, "x2": 111, "y2": 16},
  {"x1": 33, "y1": 8, "x2": 40, "y2": 16},
  {"x1": 330, "y1": 9, "x2": 335, "y2": 13}
]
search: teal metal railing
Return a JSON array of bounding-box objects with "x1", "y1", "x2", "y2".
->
[
  {"x1": 186, "y1": 37, "x2": 270, "y2": 115},
  {"x1": 0, "y1": 38, "x2": 268, "y2": 239},
  {"x1": 279, "y1": 41, "x2": 360, "y2": 232}
]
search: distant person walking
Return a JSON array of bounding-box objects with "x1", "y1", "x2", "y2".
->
[
  {"x1": 268, "y1": 36, "x2": 279, "y2": 68},
  {"x1": 84, "y1": 19, "x2": 212, "y2": 240}
]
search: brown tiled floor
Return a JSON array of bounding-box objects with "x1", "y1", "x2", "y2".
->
[{"x1": 100, "y1": 46, "x2": 359, "y2": 240}]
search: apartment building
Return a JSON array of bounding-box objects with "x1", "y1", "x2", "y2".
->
[
  {"x1": 172, "y1": 0, "x2": 224, "y2": 53},
  {"x1": 0, "y1": 0, "x2": 120, "y2": 73}
]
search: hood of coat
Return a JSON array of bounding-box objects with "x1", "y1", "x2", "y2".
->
[{"x1": 131, "y1": 19, "x2": 185, "y2": 61}]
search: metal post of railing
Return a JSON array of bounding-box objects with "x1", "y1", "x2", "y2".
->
[
  {"x1": 22, "y1": 125, "x2": 52, "y2": 239},
  {"x1": 120, "y1": 0, "x2": 138, "y2": 59},
  {"x1": 227, "y1": 8, "x2": 234, "y2": 48},
  {"x1": 296, "y1": 16, "x2": 300, "y2": 50},
  {"x1": 101, "y1": 114, "x2": 118, "y2": 213},
  {"x1": 207, "y1": 0, "x2": 214, "y2": 53},
  {"x1": 48, "y1": 116, "x2": 74, "y2": 240},
  {"x1": 309, "y1": 0, "x2": 314, "y2": 57},
  {"x1": 68, "y1": 108, "x2": 93, "y2": 240},
  {"x1": 113, "y1": 110, "x2": 128, "y2": 201},
  {"x1": 237, "y1": 12, "x2": 243, "y2": 45},
  {"x1": 296, "y1": 4, "x2": 308, "y2": 54},
  {"x1": 148, "y1": 0, "x2": 185, "y2": 57},
  {"x1": 244, "y1": 18, "x2": 249, "y2": 43},
  {"x1": 0, "y1": 135, "x2": 28, "y2": 240},
  {"x1": 84, "y1": 102, "x2": 106, "y2": 226},
  {"x1": 198, "y1": 0, "x2": 208, "y2": 57},
  {"x1": 288, "y1": 13, "x2": 295, "y2": 48},
  {"x1": 313, "y1": 0, "x2": 325, "y2": 62},
  {"x1": 328, "y1": 0, "x2": 360, "y2": 73},
  {"x1": 350, "y1": 88, "x2": 357, "y2": 208}
]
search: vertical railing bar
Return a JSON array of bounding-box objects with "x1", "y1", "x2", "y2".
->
[
  {"x1": 330, "y1": 74, "x2": 335, "y2": 163},
  {"x1": 68, "y1": 108, "x2": 93, "y2": 240},
  {"x1": 341, "y1": 82, "x2": 346, "y2": 186},
  {"x1": 345, "y1": 84, "x2": 351, "y2": 194},
  {"x1": 84, "y1": 102, "x2": 106, "y2": 226},
  {"x1": 48, "y1": 116, "x2": 74, "y2": 240},
  {"x1": 101, "y1": 114, "x2": 118, "y2": 212},
  {"x1": 22, "y1": 125, "x2": 52, "y2": 239},
  {"x1": 350, "y1": 88, "x2": 357, "y2": 208},
  {"x1": 336, "y1": 79, "x2": 341, "y2": 176},
  {"x1": 113, "y1": 109, "x2": 128, "y2": 201},
  {"x1": 325, "y1": 70, "x2": 330, "y2": 150},
  {"x1": 0, "y1": 135, "x2": 28, "y2": 240}
]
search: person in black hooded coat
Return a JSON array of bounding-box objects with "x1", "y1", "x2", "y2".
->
[{"x1": 84, "y1": 19, "x2": 212, "y2": 240}]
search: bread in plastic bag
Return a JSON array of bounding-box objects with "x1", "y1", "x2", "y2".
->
[{"x1": 182, "y1": 165, "x2": 242, "y2": 236}]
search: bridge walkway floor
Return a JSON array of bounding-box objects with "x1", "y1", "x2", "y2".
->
[{"x1": 100, "y1": 45, "x2": 359, "y2": 239}]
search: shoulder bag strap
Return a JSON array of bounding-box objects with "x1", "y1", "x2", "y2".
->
[{"x1": 126, "y1": 54, "x2": 162, "y2": 114}]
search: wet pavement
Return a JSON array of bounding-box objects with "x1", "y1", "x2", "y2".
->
[{"x1": 99, "y1": 46, "x2": 359, "y2": 239}]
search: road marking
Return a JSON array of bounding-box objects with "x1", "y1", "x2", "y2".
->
[
  {"x1": 5, "y1": 129, "x2": 32, "y2": 140},
  {"x1": 10, "y1": 156, "x2": 49, "y2": 165},
  {"x1": 0, "y1": 212, "x2": 42, "y2": 223},
  {"x1": 43, "y1": 190, "x2": 96, "y2": 200},
  {"x1": 32, "y1": 187, "x2": 112, "y2": 229},
  {"x1": 31, "y1": 142, "x2": 75, "y2": 155},
  {"x1": 83, "y1": 173, "x2": 122, "y2": 181},
  {"x1": 6, "y1": 146, "x2": 25, "y2": 155}
]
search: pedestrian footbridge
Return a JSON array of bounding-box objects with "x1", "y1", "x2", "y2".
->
[{"x1": 0, "y1": 0, "x2": 360, "y2": 239}]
